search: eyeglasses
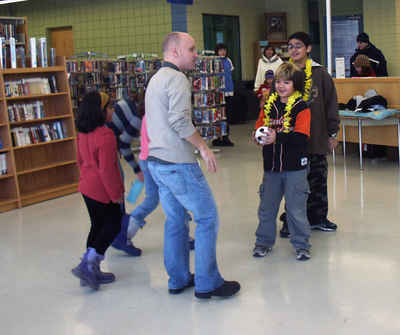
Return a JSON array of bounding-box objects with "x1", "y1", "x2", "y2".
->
[{"x1": 288, "y1": 43, "x2": 305, "y2": 50}]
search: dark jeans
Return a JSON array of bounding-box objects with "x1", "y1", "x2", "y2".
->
[
  {"x1": 83, "y1": 194, "x2": 123, "y2": 255},
  {"x1": 307, "y1": 154, "x2": 328, "y2": 225}
]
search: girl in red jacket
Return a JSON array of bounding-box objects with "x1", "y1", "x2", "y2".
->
[{"x1": 72, "y1": 92, "x2": 124, "y2": 290}]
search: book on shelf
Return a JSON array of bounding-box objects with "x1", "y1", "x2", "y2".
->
[
  {"x1": 0, "y1": 138, "x2": 3, "y2": 149},
  {"x1": 30, "y1": 37, "x2": 37, "y2": 68},
  {"x1": 9, "y1": 37, "x2": 17, "y2": 69},
  {"x1": 7, "y1": 101, "x2": 45, "y2": 122},
  {"x1": 5, "y1": 76, "x2": 58, "y2": 97},
  {"x1": 0, "y1": 37, "x2": 6, "y2": 69},
  {"x1": 0, "y1": 153, "x2": 7, "y2": 175},
  {"x1": 16, "y1": 46, "x2": 26, "y2": 68},
  {"x1": 38, "y1": 37, "x2": 48, "y2": 67},
  {"x1": 11, "y1": 121, "x2": 67, "y2": 147}
]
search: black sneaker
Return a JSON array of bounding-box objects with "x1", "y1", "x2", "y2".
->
[
  {"x1": 296, "y1": 249, "x2": 311, "y2": 261},
  {"x1": 253, "y1": 245, "x2": 272, "y2": 258},
  {"x1": 212, "y1": 138, "x2": 224, "y2": 146},
  {"x1": 168, "y1": 273, "x2": 195, "y2": 295},
  {"x1": 222, "y1": 136, "x2": 235, "y2": 146},
  {"x1": 195, "y1": 280, "x2": 240, "y2": 299},
  {"x1": 311, "y1": 219, "x2": 337, "y2": 232},
  {"x1": 279, "y1": 213, "x2": 290, "y2": 238}
]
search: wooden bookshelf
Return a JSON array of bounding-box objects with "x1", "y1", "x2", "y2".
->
[{"x1": 0, "y1": 56, "x2": 78, "y2": 212}]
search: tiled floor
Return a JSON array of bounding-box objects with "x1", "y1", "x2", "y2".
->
[{"x1": 2, "y1": 123, "x2": 400, "y2": 335}]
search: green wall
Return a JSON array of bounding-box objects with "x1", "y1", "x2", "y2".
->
[{"x1": 9, "y1": 0, "x2": 171, "y2": 57}]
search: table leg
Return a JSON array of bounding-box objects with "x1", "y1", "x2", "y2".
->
[
  {"x1": 358, "y1": 119, "x2": 363, "y2": 170},
  {"x1": 342, "y1": 123, "x2": 346, "y2": 158}
]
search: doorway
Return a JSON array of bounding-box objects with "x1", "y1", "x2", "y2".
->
[
  {"x1": 49, "y1": 27, "x2": 74, "y2": 58},
  {"x1": 202, "y1": 14, "x2": 242, "y2": 83}
]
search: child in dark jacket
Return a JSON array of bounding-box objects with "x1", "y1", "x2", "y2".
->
[
  {"x1": 256, "y1": 69, "x2": 274, "y2": 109},
  {"x1": 253, "y1": 62, "x2": 312, "y2": 261},
  {"x1": 72, "y1": 92, "x2": 124, "y2": 290}
]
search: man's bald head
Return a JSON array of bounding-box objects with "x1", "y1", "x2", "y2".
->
[
  {"x1": 162, "y1": 32, "x2": 197, "y2": 71},
  {"x1": 162, "y1": 32, "x2": 189, "y2": 54}
]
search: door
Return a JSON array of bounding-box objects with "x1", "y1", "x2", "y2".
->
[
  {"x1": 50, "y1": 27, "x2": 74, "y2": 58},
  {"x1": 203, "y1": 14, "x2": 242, "y2": 83}
]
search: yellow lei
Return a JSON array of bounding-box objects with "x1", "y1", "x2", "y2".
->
[
  {"x1": 263, "y1": 91, "x2": 302, "y2": 133},
  {"x1": 289, "y1": 58, "x2": 313, "y2": 102}
]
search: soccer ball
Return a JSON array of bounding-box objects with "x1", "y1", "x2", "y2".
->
[{"x1": 255, "y1": 126, "x2": 272, "y2": 144}]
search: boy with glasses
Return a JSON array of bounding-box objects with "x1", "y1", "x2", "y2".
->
[{"x1": 280, "y1": 32, "x2": 339, "y2": 237}]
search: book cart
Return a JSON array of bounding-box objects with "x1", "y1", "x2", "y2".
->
[
  {"x1": 188, "y1": 53, "x2": 228, "y2": 142},
  {"x1": 0, "y1": 56, "x2": 78, "y2": 212}
]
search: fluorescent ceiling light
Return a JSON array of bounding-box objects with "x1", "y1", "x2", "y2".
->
[{"x1": 0, "y1": 0, "x2": 28, "y2": 4}]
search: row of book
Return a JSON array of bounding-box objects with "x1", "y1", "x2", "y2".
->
[
  {"x1": 11, "y1": 121, "x2": 67, "y2": 147},
  {"x1": 67, "y1": 59, "x2": 161, "y2": 74},
  {"x1": 197, "y1": 121, "x2": 228, "y2": 139},
  {"x1": 193, "y1": 91, "x2": 226, "y2": 107},
  {"x1": 8, "y1": 101, "x2": 45, "y2": 122},
  {"x1": 0, "y1": 153, "x2": 7, "y2": 175},
  {"x1": 0, "y1": 22, "x2": 24, "y2": 42},
  {"x1": 193, "y1": 107, "x2": 227, "y2": 125},
  {"x1": 193, "y1": 57, "x2": 225, "y2": 74},
  {"x1": 5, "y1": 76, "x2": 58, "y2": 97},
  {"x1": 191, "y1": 75, "x2": 225, "y2": 91}
]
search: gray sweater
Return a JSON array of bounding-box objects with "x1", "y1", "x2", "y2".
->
[{"x1": 145, "y1": 65, "x2": 197, "y2": 163}]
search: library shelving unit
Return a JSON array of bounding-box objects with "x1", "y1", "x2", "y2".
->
[
  {"x1": 0, "y1": 56, "x2": 78, "y2": 212},
  {"x1": 0, "y1": 16, "x2": 28, "y2": 61}
]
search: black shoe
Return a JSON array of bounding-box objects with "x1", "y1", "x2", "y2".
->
[
  {"x1": 168, "y1": 273, "x2": 195, "y2": 295},
  {"x1": 195, "y1": 280, "x2": 240, "y2": 299},
  {"x1": 212, "y1": 139, "x2": 224, "y2": 146},
  {"x1": 222, "y1": 136, "x2": 234, "y2": 147},
  {"x1": 311, "y1": 219, "x2": 337, "y2": 232},
  {"x1": 279, "y1": 213, "x2": 290, "y2": 238}
]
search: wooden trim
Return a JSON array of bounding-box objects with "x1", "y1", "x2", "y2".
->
[
  {"x1": 0, "y1": 148, "x2": 10, "y2": 153},
  {"x1": 0, "y1": 198, "x2": 19, "y2": 213},
  {"x1": 13, "y1": 137, "x2": 75, "y2": 150},
  {"x1": 6, "y1": 92, "x2": 68, "y2": 101},
  {"x1": 17, "y1": 160, "x2": 76, "y2": 176},
  {"x1": 1, "y1": 66, "x2": 66, "y2": 75},
  {"x1": 0, "y1": 173, "x2": 14, "y2": 180},
  {"x1": 10, "y1": 114, "x2": 71, "y2": 126},
  {"x1": 20, "y1": 183, "x2": 78, "y2": 206}
]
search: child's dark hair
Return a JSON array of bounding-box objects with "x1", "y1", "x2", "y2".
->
[
  {"x1": 263, "y1": 46, "x2": 276, "y2": 56},
  {"x1": 288, "y1": 32, "x2": 312, "y2": 47},
  {"x1": 77, "y1": 91, "x2": 106, "y2": 133},
  {"x1": 274, "y1": 62, "x2": 305, "y2": 93},
  {"x1": 215, "y1": 43, "x2": 227, "y2": 53}
]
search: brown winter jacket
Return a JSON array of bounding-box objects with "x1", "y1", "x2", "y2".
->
[{"x1": 308, "y1": 63, "x2": 340, "y2": 155}]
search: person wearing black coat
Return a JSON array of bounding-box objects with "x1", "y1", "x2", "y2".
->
[{"x1": 350, "y1": 33, "x2": 388, "y2": 77}]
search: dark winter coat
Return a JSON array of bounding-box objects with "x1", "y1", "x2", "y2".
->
[{"x1": 350, "y1": 43, "x2": 388, "y2": 77}]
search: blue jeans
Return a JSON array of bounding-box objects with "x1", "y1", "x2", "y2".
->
[
  {"x1": 148, "y1": 161, "x2": 224, "y2": 292},
  {"x1": 130, "y1": 160, "x2": 160, "y2": 227},
  {"x1": 255, "y1": 170, "x2": 311, "y2": 251}
]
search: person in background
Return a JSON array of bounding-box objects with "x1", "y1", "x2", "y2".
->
[
  {"x1": 212, "y1": 43, "x2": 235, "y2": 147},
  {"x1": 256, "y1": 69, "x2": 274, "y2": 109},
  {"x1": 109, "y1": 97, "x2": 144, "y2": 257},
  {"x1": 254, "y1": 45, "x2": 283, "y2": 92},
  {"x1": 350, "y1": 33, "x2": 387, "y2": 77},
  {"x1": 279, "y1": 32, "x2": 339, "y2": 237},
  {"x1": 253, "y1": 62, "x2": 312, "y2": 261},
  {"x1": 145, "y1": 32, "x2": 240, "y2": 299},
  {"x1": 72, "y1": 91, "x2": 124, "y2": 290},
  {"x1": 352, "y1": 54, "x2": 376, "y2": 77}
]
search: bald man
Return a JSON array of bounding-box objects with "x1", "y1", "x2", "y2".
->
[{"x1": 145, "y1": 32, "x2": 240, "y2": 299}]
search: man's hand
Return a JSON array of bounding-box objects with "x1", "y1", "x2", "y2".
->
[
  {"x1": 263, "y1": 129, "x2": 276, "y2": 145},
  {"x1": 328, "y1": 137, "x2": 338, "y2": 152},
  {"x1": 136, "y1": 171, "x2": 144, "y2": 182},
  {"x1": 199, "y1": 145, "x2": 217, "y2": 173}
]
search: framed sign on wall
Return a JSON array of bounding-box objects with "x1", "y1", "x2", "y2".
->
[{"x1": 265, "y1": 12, "x2": 287, "y2": 41}]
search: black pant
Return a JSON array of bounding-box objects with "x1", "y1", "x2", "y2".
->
[
  {"x1": 307, "y1": 154, "x2": 328, "y2": 225},
  {"x1": 82, "y1": 194, "x2": 122, "y2": 255}
]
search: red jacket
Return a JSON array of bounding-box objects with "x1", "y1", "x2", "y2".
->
[{"x1": 77, "y1": 126, "x2": 124, "y2": 204}]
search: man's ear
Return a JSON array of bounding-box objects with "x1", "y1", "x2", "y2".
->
[{"x1": 306, "y1": 45, "x2": 312, "y2": 54}]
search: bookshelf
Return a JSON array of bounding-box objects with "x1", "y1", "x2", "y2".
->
[
  {"x1": 0, "y1": 56, "x2": 78, "y2": 212},
  {"x1": 0, "y1": 16, "x2": 28, "y2": 68}
]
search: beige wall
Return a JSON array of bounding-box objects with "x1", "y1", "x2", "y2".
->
[
  {"x1": 8, "y1": 0, "x2": 171, "y2": 56},
  {"x1": 187, "y1": 0, "x2": 266, "y2": 80},
  {"x1": 363, "y1": 0, "x2": 399, "y2": 76}
]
